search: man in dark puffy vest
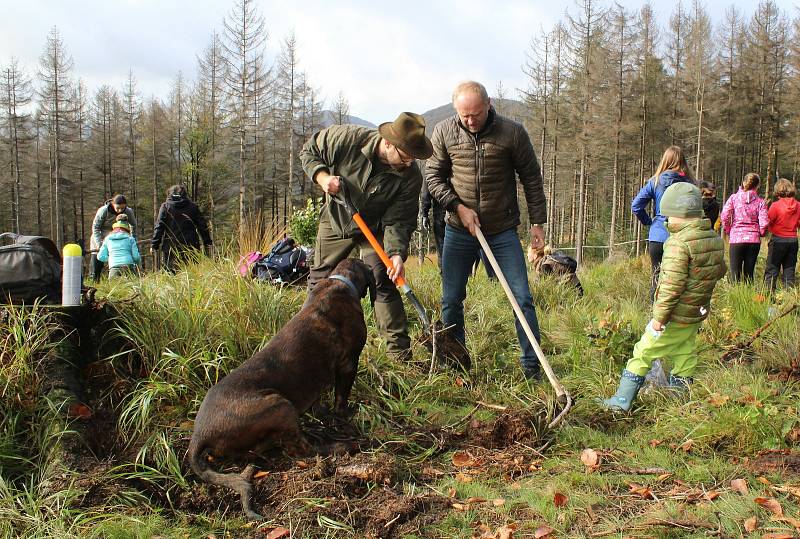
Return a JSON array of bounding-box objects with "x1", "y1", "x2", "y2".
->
[{"x1": 426, "y1": 81, "x2": 547, "y2": 379}]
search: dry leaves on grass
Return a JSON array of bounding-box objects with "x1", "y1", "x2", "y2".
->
[
  {"x1": 627, "y1": 483, "x2": 655, "y2": 500},
  {"x1": 262, "y1": 528, "x2": 290, "y2": 539},
  {"x1": 772, "y1": 516, "x2": 800, "y2": 530},
  {"x1": 453, "y1": 451, "x2": 483, "y2": 468},
  {"x1": 708, "y1": 394, "x2": 730, "y2": 406},
  {"x1": 580, "y1": 448, "x2": 600, "y2": 471},
  {"x1": 731, "y1": 478, "x2": 749, "y2": 495},
  {"x1": 754, "y1": 497, "x2": 784, "y2": 516},
  {"x1": 473, "y1": 522, "x2": 517, "y2": 539},
  {"x1": 744, "y1": 516, "x2": 758, "y2": 532},
  {"x1": 534, "y1": 525, "x2": 554, "y2": 538},
  {"x1": 760, "y1": 533, "x2": 794, "y2": 539},
  {"x1": 553, "y1": 492, "x2": 569, "y2": 507}
]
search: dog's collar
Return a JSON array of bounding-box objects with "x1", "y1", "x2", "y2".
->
[{"x1": 328, "y1": 274, "x2": 359, "y2": 298}]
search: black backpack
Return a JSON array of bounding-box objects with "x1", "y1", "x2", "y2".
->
[
  {"x1": 0, "y1": 233, "x2": 62, "y2": 304},
  {"x1": 253, "y1": 238, "x2": 309, "y2": 284}
]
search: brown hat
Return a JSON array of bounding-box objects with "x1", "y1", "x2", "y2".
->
[{"x1": 378, "y1": 112, "x2": 433, "y2": 160}]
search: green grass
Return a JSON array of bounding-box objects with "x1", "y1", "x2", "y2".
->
[{"x1": 0, "y1": 252, "x2": 799, "y2": 537}]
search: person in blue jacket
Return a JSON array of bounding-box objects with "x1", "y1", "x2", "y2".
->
[
  {"x1": 97, "y1": 215, "x2": 141, "y2": 278},
  {"x1": 631, "y1": 146, "x2": 695, "y2": 301}
]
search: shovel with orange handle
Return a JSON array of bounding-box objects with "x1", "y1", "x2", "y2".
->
[{"x1": 331, "y1": 182, "x2": 470, "y2": 370}]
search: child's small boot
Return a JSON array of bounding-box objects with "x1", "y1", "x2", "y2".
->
[
  {"x1": 667, "y1": 373, "x2": 693, "y2": 395},
  {"x1": 601, "y1": 370, "x2": 645, "y2": 412}
]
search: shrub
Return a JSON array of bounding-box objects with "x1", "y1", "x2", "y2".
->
[{"x1": 290, "y1": 198, "x2": 320, "y2": 247}]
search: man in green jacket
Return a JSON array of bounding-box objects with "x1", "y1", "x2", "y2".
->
[
  {"x1": 602, "y1": 182, "x2": 727, "y2": 411},
  {"x1": 300, "y1": 112, "x2": 433, "y2": 359}
]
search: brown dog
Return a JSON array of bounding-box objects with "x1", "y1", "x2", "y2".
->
[{"x1": 188, "y1": 258, "x2": 375, "y2": 520}]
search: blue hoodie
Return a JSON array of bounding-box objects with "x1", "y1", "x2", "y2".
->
[
  {"x1": 631, "y1": 170, "x2": 693, "y2": 243},
  {"x1": 97, "y1": 232, "x2": 141, "y2": 268}
]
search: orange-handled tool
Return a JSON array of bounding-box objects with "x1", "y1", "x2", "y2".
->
[{"x1": 332, "y1": 182, "x2": 432, "y2": 331}]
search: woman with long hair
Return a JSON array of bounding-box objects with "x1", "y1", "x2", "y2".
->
[
  {"x1": 721, "y1": 173, "x2": 768, "y2": 282},
  {"x1": 631, "y1": 146, "x2": 695, "y2": 300}
]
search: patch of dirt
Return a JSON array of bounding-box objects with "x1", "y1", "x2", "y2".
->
[
  {"x1": 749, "y1": 450, "x2": 800, "y2": 478},
  {"x1": 464, "y1": 411, "x2": 550, "y2": 450}
]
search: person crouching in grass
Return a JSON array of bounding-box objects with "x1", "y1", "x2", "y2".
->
[
  {"x1": 97, "y1": 215, "x2": 141, "y2": 279},
  {"x1": 601, "y1": 183, "x2": 727, "y2": 411}
]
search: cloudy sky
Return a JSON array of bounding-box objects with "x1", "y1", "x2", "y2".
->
[{"x1": 2, "y1": 0, "x2": 798, "y2": 124}]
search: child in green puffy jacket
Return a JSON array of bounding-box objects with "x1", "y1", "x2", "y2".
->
[
  {"x1": 97, "y1": 215, "x2": 141, "y2": 278},
  {"x1": 601, "y1": 182, "x2": 727, "y2": 411}
]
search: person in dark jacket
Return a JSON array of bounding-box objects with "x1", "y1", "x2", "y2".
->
[
  {"x1": 151, "y1": 185, "x2": 212, "y2": 272},
  {"x1": 631, "y1": 146, "x2": 695, "y2": 301},
  {"x1": 699, "y1": 181, "x2": 720, "y2": 231},
  {"x1": 426, "y1": 80, "x2": 547, "y2": 380}
]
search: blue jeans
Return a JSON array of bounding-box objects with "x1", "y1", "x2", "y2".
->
[{"x1": 441, "y1": 225, "x2": 541, "y2": 372}]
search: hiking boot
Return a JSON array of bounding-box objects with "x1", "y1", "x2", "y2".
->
[
  {"x1": 523, "y1": 364, "x2": 542, "y2": 381},
  {"x1": 667, "y1": 373, "x2": 693, "y2": 394},
  {"x1": 601, "y1": 370, "x2": 645, "y2": 412}
]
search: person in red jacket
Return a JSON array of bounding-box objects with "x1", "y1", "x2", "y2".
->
[{"x1": 765, "y1": 178, "x2": 800, "y2": 290}]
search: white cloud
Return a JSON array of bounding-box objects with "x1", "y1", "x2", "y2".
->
[{"x1": 0, "y1": 0, "x2": 795, "y2": 123}]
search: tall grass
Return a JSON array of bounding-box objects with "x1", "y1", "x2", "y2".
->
[{"x1": 1, "y1": 250, "x2": 798, "y2": 537}]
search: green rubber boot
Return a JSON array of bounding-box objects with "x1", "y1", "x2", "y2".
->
[{"x1": 601, "y1": 370, "x2": 645, "y2": 412}]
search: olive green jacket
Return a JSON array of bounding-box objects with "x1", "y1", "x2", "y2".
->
[
  {"x1": 300, "y1": 125, "x2": 422, "y2": 259},
  {"x1": 653, "y1": 219, "x2": 727, "y2": 325}
]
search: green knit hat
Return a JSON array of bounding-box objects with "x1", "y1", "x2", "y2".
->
[{"x1": 661, "y1": 182, "x2": 703, "y2": 218}]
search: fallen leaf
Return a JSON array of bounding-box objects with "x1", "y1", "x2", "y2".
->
[
  {"x1": 455, "y1": 377, "x2": 465, "y2": 387},
  {"x1": 455, "y1": 472, "x2": 473, "y2": 483},
  {"x1": 708, "y1": 394, "x2": 730, "y2": 406},
  {"x1": 772, "y1": 516, "x2": 800, "y2": 529},
  {"x1": 656, "y1": 473, "x2": 673, "y2": 482},
  {"x1": 758, "y1": 476, "x2": 772, "y2": 486},
  {"x1": 452, "y1": 451, "x2": 478, "y2": 467},
  {"x1": 263, "y1": 527, "x2": 290, "y2": 539},
  {"x1": 553, "y1": 492, "x2": 569, "y2": 507},
  {"x1": 534, "y1": 525, "x2": 554, "y2": 538},
  {"x1": 447, "y1": 487, "x2": 457, "y2": 498},
  {"x1": 704, "y1": 490, "x2": 720, "y2": 501},
  {"x1": 497, "y1": 524, "x2": 517, "y2": 539},
  {"x1": 580, "y1": 448, "x2": 600, "y2": 469},
  {"x1": 451, "y1": 502, "x2": 466, "y2": 511},
  {"x1": 744, "y1": 516, "x2": 758, "y2": 532},
  {"x1": 731, "y1": 478, "x2": 749, "y2": 495},
  {"x1": 649, "y1": 439, "x2": 662, "y2": 448},
  {"x1": 493, "y1": 498, "x2": 506, "y2": 507},
  {"x1": 465, "y1": 497, "x2": 487, "y2": 504},
  {"x1": 772, "y1": 485, "x2": 800, "y2": 500},
  {"x1": 295, "y1": 460, "x2": 309, "y2": 469},
  {"x1": 761, "y1": 534, "x2": 794, "y2": 539},
  {"x1": 754, "y1": 497, "x2": 784, "y2": 516},
  {"x1": 628, "y1": 483, "x2": 654, "y2": 499},
  {"x1": 254, "y1": 471, "x2": 269, "y2": 479},
  {"x1": 529, "y1": 459, "x2": 543, "y2": 471},
  {"x1": 679, "y1": 439, "x2": 694, "y2": 452}
]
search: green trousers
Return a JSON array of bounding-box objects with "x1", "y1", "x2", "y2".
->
[
  {"x1": 307, "y1": 215, "x2": 410, "y2": 356},
  {"x1": 625, "y1": 321, "x2": 702, "y2": 378}
]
